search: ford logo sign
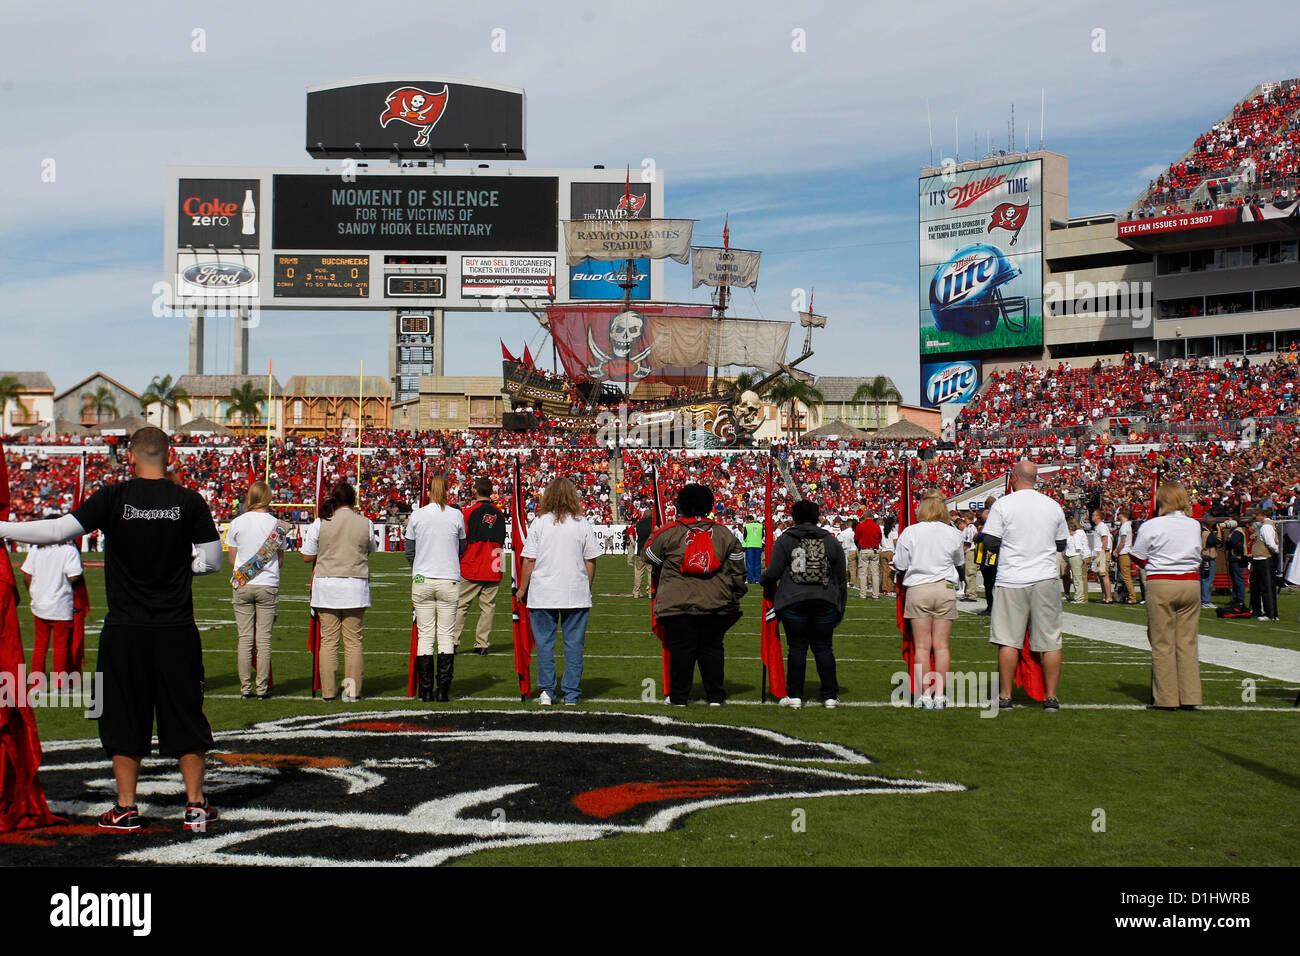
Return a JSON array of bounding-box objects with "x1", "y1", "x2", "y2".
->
[
  {"x1": 925, "y1": 362, "x2": 979, "y2": 406},
  {"x1": 183, "y1": 262, "x2": 255, "y2": 289}
]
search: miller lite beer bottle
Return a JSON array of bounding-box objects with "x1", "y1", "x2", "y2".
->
[{"x1": 242, "y1": 189, "x2": 256, "y2": 236}]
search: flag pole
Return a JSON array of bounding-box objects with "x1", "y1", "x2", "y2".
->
[
  {"x1": 264, "y1": 358, "x2": 273, "y2": 484},
  {"x1": 356, "y1": 361, "x2": 364, "y2": 489}
]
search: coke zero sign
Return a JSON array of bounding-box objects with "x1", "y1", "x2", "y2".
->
[{"x1": 178, "y1": 178, "x2": 260, "y2": 249}]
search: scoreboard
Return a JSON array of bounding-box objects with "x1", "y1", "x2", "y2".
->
[
  {"x1": 163, "y1": 164, "x2": 665, "y2": 311},
  {"x1": 273, "y1": 254, "x2": 370, "y2": 298}
]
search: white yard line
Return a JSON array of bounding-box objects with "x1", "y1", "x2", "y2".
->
[{"x1": 956, "y1": 600, "x2": 1300, "y2": 684}]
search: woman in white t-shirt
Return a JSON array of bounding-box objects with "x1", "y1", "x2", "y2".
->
[
  {"x1": 516, "y1": 478, "x2": 602, "y2": 705},
  {"x1": 404, "y1": 474, "x2": 466, "y2": 702},
  {"x1": 892, "y1": 493, "x2": 965, "y2": 709},
  {"x1": 226, "y1": 481, "x2": 286, "y2": 699}
]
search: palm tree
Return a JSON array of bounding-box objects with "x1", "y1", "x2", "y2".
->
[
  {"x1": 852, "y1": 375, "x2": 903, "y2": 432},
  {"x1": 729, "y1": 369, "x2": 763, "y2": 397},
  {"x1": 0, "y1": 376, "x2": 21, "y2": 434},
  {"x1": 80, "y1": 386, "x2": 118, "y2": 424},
  {"x1": 140, "y1": 374, "x2": 189, "y2": 431},
  {"x1": 227, "y1": 381, "x2": 267, "y2": 438},
  {"x1": 766, "y1": 376, "x2": 825, "y2": 441}
]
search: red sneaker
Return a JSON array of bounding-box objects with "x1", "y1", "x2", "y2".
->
[
  {"x1": 183, "y1": 800, "x2": 218, "y2": 832},
  {"x1": 98, "y1": 804, "x2": 141, "y2": 831}
]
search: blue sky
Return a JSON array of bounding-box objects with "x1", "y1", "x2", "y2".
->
[{"x1": 2, "y1": 0, "x2": 1298, "y2": 404}]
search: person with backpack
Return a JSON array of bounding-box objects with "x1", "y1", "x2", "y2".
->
[
  {"x1": 645, "y1": 484, "x2": 748, "y2": 706},
  {"x1": 761, "y1": 499, "x2": 847, "y2": 710}
]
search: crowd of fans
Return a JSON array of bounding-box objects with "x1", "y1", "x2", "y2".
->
[
  {"x1": 1131, "y1": 80, "x2": 1300, "y2": 219},
  {"x1": 6, "y1": 355, "x2": 1300, "y2": 533}
]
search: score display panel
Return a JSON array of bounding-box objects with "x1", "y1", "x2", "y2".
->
[
  {"x1": 273, "y1": 254, "x2": 370, "y2": 298},
  {"x1": 163, "y1": 165, "x2": 666, "y2": 310}
]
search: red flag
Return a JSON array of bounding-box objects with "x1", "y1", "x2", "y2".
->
[
  {"x1": 407, "y1": 457, "x2": 428, "y2": 698},
  {"x1": 523, "y1": 344, "x2": 536, "y2": 369},
  {"x1": 648, "y1": 464, "x2": 671, "y2": 694},
  {"x1": 722, "y1": 215, "x2": 730, "y2": 250},
  {"x1": 501, "y1": 340, "x2": 518, "y2": 363},
  {"x1": 760, "y1": 461, "x2": 788, "y2": 699},
  {"x1": 377, "y1": 85, "x2": 449, "y2": 148},
  {"x1": 1149, "y1": 463, "x2": 1161, "y2": 519},
  {"x1": 510, "y1": 457, "x2": 535, "y2": 699},
  {"x1": 69, "y1": 453, "x2": 89, "y2": 674},
  {"x1": 307, "y1": 455, "x2": 325, "y2": 696},
  {"x1": 0, "y1": 446, "x2": 65, "y2": 831},
  {"x1": 895, "y1": 462, "x2": 932, "y2": 695},
  {"x1": 987, "y1": 201, "x2": 1030, "y2": 245}
]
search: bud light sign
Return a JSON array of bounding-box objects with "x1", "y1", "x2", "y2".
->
[
  {"x1": 921, "y1": 360, "x2": 981, "y2": 408},
  {"x1": 569, "y1": 259, "x2": 650, "y2": 299}
]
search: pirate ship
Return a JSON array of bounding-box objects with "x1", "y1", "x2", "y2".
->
[{"x1": 502, "y1": 173, "x2": 822, "y2": 447}]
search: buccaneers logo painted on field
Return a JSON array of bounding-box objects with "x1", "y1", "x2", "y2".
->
[
  {"x1": 379, "y1": 86, "x2": 450, "y2": 148},
  {"x1": 19, "y1": 711, "x2": 965, "y2": 866}
]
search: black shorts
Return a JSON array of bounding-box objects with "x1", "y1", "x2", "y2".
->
[{"x1": 97, "y1": 622, "x2": 214, "y2": 758}]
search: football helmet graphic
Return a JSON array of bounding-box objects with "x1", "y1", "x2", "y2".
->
[{"x1": 928, "y1": 242, "x2": 1028, "y2": 338}]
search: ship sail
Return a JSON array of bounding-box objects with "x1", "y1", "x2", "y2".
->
[
  {"x1": 562, "y1": 219, "x2": 695, "y2": 265},
  {"x1": 690, "y1": 246, "x2": 761, "y2": 291}
]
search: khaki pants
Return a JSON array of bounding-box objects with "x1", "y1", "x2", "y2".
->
[
  {"x1": 232, "y1": 585, "x2": 278, "y2": 696},
  {"x1": 1068, "y1": 555, "x2": 1087, "y2": 602},
  {"x1": 1145, "y1": 578, "x2": 1202, "y2": 706},
  {"x1": 632, "y1": 554, "x2": 651, "y2": 597},
  {"x1": 846, "y1": 550, "x2": 858, "y2": 584},
  {"x1": 880, "y1": 552, "x2": 895, "y2": 595},
  {"x1": 857, "y1": 549, "x2": 880, "y2": 598},
  {"x1": 318, "y1": 607, "x2": 365, "y2": 699},
  {"x1": 1118, "y1": 553, "x2": 1139, "y2": 603},
  {"x1": 455, "y1": 579, "x2": 498, "y2": 649},
  {"x1": 964, "y1": 551, "x2": 979, "y2": 597},
  {"x1": 414, "y1": 577, "x2": 460, "y2": 655}
]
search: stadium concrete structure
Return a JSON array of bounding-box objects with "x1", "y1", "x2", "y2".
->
[{"x1": 919, "y1": 78, "x2": 1300, "y2": 404}]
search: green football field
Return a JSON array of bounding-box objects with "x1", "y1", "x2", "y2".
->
[{"x1": 12, "y1": 552, "x2": 1300, "y2": 867}]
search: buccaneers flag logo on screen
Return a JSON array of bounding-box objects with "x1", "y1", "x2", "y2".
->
[
  {"x1": 379, "y1": 85, "x2": 450, "y2": 148},
  {"x1": 987, "y1": 201, "x2": 1030, "y2": 246}
]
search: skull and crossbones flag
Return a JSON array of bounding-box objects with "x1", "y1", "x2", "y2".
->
[{"x1": 378, "y1": 85, "x2": 449, "y2": 148}]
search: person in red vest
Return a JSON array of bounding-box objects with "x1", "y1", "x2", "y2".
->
[
  {"x1": 454, "y1": 477, "x2": 507, "y2": 656},
  {"x1": 853, "y1": 511, "x2": 882, "y2": 599}
]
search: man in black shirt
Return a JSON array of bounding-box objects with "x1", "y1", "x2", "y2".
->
[{"x1": 0, "y1": 427, "x2": 223, "y2": 832}]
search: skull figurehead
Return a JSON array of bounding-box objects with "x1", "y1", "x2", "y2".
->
[
  {"x1": 734, "y1": 390, "x2": 763, "y2": 431},
  {"x1": 608, "y1": 310, "x2": 645, "y2": 359}
]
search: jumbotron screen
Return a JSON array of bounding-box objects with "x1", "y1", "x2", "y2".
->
[{"x1": 918, "y1": 157, "x2": 1043, "y2": 357}]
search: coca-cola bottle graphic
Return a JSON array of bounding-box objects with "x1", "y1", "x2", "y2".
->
[{"x1": 241, "y1": 189, "x2": 256, "y2": 236}]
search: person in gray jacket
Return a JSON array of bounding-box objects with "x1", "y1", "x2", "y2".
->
[{"x1": 760, "y1": 499, "x2": 848, "y2": 709}]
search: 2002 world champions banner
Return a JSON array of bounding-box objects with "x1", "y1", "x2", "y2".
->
[{"x1": 918, "y1": 158, "x2": 1043, "y2": 357}]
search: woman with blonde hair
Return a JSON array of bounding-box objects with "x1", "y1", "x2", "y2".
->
[
  {"x1": 892, "y1": 491, "x2": 964, "y2": 709},
  {"x1": 405, "y1": 473, "x2": 465, "y2": 702},
  {"x1": 226, "y1": 480, "x2": 289, "y2": 699},
  {"x1": 516, "y1": 477, "x2": 601, "y2": 705},
  {"x1": 1131, "y1": 481, "x2": 1202, "y2": 710}
]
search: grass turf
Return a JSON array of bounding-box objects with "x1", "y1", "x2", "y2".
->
[{"x1": 10, "y1": 552, "x2": 1300, "y2": 866}]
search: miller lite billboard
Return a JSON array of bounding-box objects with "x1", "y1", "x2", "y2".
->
[
  {"x1": 920, "y1": 359, "x2": 982, "y2": 408},
  {"x1": 918, "y1": 158, "x2": 1042, "y2": 357}
]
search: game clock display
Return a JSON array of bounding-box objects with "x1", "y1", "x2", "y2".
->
[
  {"x1": 273, "y1": 254, "x2": 370, "y2": 297},
  {"x1": 385, "y1": 275, "x2": 446, "y2": 298}
]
